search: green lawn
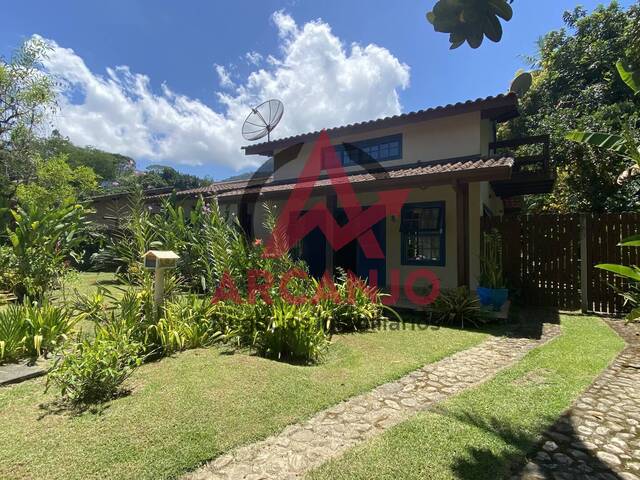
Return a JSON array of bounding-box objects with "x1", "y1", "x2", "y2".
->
[
  {"x1": 0, "y1": 321, "x2": 488, "y2": 480},
  {"x1": 54, "y1": 271, "x2": 121, "y2": 303},
  {"x1": 307, "y1": 315, "x2": 624, "y2": 480}
]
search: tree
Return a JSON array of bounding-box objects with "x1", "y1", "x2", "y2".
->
[
  {"x1": 115, "y1": 165, "x2": 210, "y2": 192},
  {"x1": 15, "y1": 154, "x2": 99, "y2": 210},
  {"x1": 0, "y1": 37, "x2": 56, "y2": 200},
  {"x1": 37, "y1": 130, "x2": 135, "y2": 182},
  {"x1": 427, "y1": 0, "x2": 514, "y2": 49},
  {"x1": 566, "y1": 61, "x2": 640, "y2": 185},
  {"x1": 500, "y1": 2, "x2": 640, "y2": 213}
]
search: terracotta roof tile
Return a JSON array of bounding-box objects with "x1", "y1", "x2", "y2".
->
[
  {"x1": 242, "y1": 93, "x2": 518, "y2": 155},
  {"x1": 147, "y1": 178, "x2": 255, "y2": 199},
  {"x1": 215, "y1": 157, "x2": 513, "y2": 199}
]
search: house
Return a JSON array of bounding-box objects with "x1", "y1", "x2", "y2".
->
[
  {"x1": 89, "y1": 187, "x2": 174, "y2": 231},
  {"x1": 224, "y1": 93, "x2": 553, "y2": 297},
  {"x1": 92, "y1": 93, "x2": 554, "y2": 301}
]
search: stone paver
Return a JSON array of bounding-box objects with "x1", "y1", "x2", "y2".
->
[
  {"x1": 184, "y1": 324, "x2": 560, "y2": 480},
  {"x1": 516, "y1": 320, "x2": 640, "y2": 480},
  {"x1": 0, "y1": 359, "x2": 47, "y2": 386}
]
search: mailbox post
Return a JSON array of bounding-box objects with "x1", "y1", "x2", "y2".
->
[{"x1": 142, "y1": 250, "x2": 180, "y2": 308}]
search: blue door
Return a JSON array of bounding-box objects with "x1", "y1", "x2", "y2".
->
[
  {"x1": 357, "y1": 218, "x2": 386, "y2": 288},
  {"x1": 302, "y1": 227, "x2": 326, "y2": 278}
]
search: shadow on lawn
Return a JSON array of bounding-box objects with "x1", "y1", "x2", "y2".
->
[
  {"x1": 442, "y1": 404, "x2": 624, "y2": 479},
  {"x1": 37, "y1": 389, "x2": 131, "y2": 419},
  {"x1": 503, "y1": 307, "x2": 560, "y2": 341},
  {"x1": 396, "y1": 306, "x2": 560, "y2": 341}
]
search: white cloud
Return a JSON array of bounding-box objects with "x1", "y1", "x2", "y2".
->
[
  {"x1": 214, "y1": 64, "x2": 235, "y2": 89},
  {"x1": 272, "y1": 10, "x2": 299, "y2": 38},
  {"x1": 245, "y1": 51, "x2": 263, "y2": 66},
  {"x1": 41, "y1": 11, "x2": 410, "y2": 171}
]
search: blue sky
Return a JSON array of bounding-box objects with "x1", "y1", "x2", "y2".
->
[{"x1": 3, "y1": 0, "x2": 633, "y2": 180}]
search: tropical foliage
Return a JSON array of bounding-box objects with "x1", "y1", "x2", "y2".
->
[
  {"x1": 0, "y1": 302, "x2": 79, "y2": 363},
  {"x1": 562, "y1": 53, "x2": 640, "y2": 323},
  {"x1": 478, "y1": 228, "x2": 506, "y2": 289},
  {"x1": 46, "y1": 336, "x2": 144, "y2": 404},
  {"x1": 91, "y1": 197, "x2": 391, "y2": 364},
  {"x1": 426, "y1": 0, "x2": 514, "y2": 49},
  {"x1": 501, "y1": 3, "x2": 640, "y2": 213},
  {"x1": 4, "y1": 203, "x2": 90, "y2": 301},
  {"x1": 595, "y1": 233, "x2": 640, "y2": 323},
  {"x1": 15, "y1": 154, "x2": 99, "y2": 210},
  {"x1": 428, "y1": 287, "x2": 489, "y2": 329},
  {"x1": 566, "y1": 61, "x2": 640, "y2": 185}
]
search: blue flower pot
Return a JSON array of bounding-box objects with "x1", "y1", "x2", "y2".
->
[
  {"x1": 476, "y1": 286, "x2": 493, "y2": 307},
  {"x1": 491, "y1": 288, "x2": 509, "y2": 310},
  {"x1": 477, "y1": 287, "x2": 509, "y2": 311}
]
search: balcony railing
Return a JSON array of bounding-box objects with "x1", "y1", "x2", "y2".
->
[
  {"x1": 489, "y1": 135, "x2": 554, "y2": 197},
  {"x1": 488, "y1": 135, "x2": 550, "y2": 174}
]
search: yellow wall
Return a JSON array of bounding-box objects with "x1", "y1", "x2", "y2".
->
[
  {"x1": 222, "y1": 179, "x2": 503, "y2": 300},
  {"x1": 273, "y1": 112, "x2": 489, "y2": 182},
  {"x1": 243, "y1": 184, "x2": 462, "y2": 292}
]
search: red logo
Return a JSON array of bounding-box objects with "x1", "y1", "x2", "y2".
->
[
  {"x1": 265, "y1": 131, "x2": 410, "y2": 259},
  {"x1": 260, "y1": 130, "x2": 441, "y2": 307}
]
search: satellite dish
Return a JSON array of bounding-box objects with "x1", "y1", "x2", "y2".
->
[
  {"x1": 510, "y1": 72, "x2": 533, "y2": 97},
  {"x1": 242, "y1": 99, "x2": 284, "y2": 142}
]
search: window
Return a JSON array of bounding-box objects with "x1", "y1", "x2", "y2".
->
[
  {"x1": 401, "y1": 202, "x2": 445, "y2": 266},
  {"x1": 322, "y1": 134, "x2": 402, "y2": 168}
]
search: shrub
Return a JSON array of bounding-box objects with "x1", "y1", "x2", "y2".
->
[
  {"x1": 46, "y1": 337, "x2": 144, "y2": 405},
  {"x1": 23, "y1": 302, "x2": 80, "y2": 358},
  {"x1": 0, "y1": 306, "x2": 27, "y2": 363},
  {"x1": 595, "y1": 233, "x2": 640, "y2": 323},
  {"x1": 5, "y1": 203, "x2": 89, "y2": 301},
  {"x1": 254, "y1": 300, "x2": 328, "y2": 363},
  {"x1": 78, "y1": 282, "x2": 222, "y2": 359},
  {"x1": 329, "y1": 270, "x2": 388, "y2": 332},
  {"x1": 0, "y1": 246, "x2": 18, "y2": 293},
  {"x1": 0, "y1": 302, "x2": 79, "y2": 363},
  {"x1": 210, "y1": 300, "x2": 261, "y2": 347},
  {"x1": 157, "y1": 199, "x2": 251, "y2": 293},
  {"x1": 149, "y1": 295, "x2": 222, "y2": 355},
  {"x1": 428, "y1": 287, "x2": 489, "y2": 329}
]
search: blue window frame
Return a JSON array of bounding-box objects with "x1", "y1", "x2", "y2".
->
[
  {"x1": 322, "y1": 134, "x2": 402, "y2": 168},
  {"x1": 401, "y1": 201, "x2": 446, "y2": 266}
]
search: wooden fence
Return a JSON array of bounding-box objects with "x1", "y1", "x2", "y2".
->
[{"x1": 481, "y1": 213, "x2": 640, "y2": 316}]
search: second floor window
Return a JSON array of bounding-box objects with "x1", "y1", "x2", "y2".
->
[{"x1": 322, "y1": 134, "x2": 402, "y2": 168}]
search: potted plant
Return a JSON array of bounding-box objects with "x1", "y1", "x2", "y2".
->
[{"x1": 477, "y1": 229, "x2": 508, "y2": 311}]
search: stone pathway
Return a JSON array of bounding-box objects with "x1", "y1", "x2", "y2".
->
[
  {"x1": 517, "y1": 320, "x2": 640, "y2": 480},
  {"x1": 185, "y1": 324, "x2": 560, "y2": 480}
]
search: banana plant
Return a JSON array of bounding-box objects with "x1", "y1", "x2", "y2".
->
[
  {"x1": 566, "y1": 62, "x2": 640, "y2": 185},
  {"x1": 427, "y1": 0, "x2": 514, "y2": 49},
  {"x1": 596, "y1": 235, "x2": 640, "y2": 322},
  {"x1": 596, "y1": 233, "x2": 640, "y2": 323},
  {"x1": 572, "y1": 61, "x2": 640, "y2": 322}
]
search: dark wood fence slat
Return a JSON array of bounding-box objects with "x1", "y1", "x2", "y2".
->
[{"x1": 482, "y1": 212, "x2": 638, "y2": 315}]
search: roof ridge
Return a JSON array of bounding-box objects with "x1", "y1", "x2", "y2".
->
[{"x1": 242, "y1": 93, "x2": 518, "y2": 154}]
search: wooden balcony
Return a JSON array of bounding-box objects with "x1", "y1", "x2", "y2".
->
[{"x1": 488, "y1": 135, "x2": 555, "y2": 197}]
